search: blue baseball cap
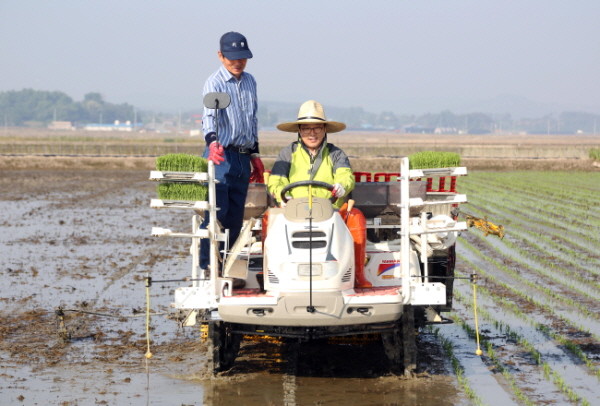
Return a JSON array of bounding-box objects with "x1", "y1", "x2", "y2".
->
[{"x1": 219, "y1": 32, "x2": 253, "y2": 60}]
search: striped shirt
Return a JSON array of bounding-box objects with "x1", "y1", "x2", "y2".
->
[{"x1": 202, "y1": 65, "x2": 258, "y2": 150}]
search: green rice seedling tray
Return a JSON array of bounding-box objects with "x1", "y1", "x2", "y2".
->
[
  {"x1": 155, "y1": 154, "x2": 208, "y2": 201},
  {"x1": 408, "y1": 151, "x2": 461, "y2": 169}
]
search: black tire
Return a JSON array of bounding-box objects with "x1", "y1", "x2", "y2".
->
[
  {"x1": 381, "y1": 306, "x2": 417, "y2": 376},
  {"x1": 208, "y1": 321, "x2": 241, "y2": 373},
  {"x1": 429, "y1": 245, "x2": 456, "y2": 312}
]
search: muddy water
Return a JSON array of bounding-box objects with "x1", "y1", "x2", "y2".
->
[{"x1": 0, "y1": 169, "x2": 468, "y2": 405}]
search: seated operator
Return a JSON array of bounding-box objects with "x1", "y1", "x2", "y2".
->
[{"x1": 267, "y1": 100, "x2": 355, "y2": 209}]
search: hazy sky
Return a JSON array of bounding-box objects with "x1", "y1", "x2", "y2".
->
[{"x1": 1, "y1": 0, "x2": 599, "y2": 116}]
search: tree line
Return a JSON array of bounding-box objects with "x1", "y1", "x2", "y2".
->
[
  {"x1": 257, "y1": 103, "x2": 600, "y2": 134},
  {"x1": 2, "y1": 89, "x2": 599, "y2": 134},
  {"x1": 0, "y1": 89, "x2": 135, "y2": 126}
]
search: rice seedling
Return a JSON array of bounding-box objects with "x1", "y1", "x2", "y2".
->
[
  {"x1": 431, "y1": 327, "x2": 484, "y2": 406},
  {"x1": 465, "y1": 203, "x2": 600, "y2": 284},
  {"x1": 460, "y1": 174, "x2": 600, "y2": 273},
  {"x1": 408, "y1": 151, "x2": 461, "y2": 169},
  {"x1": 467, "y1": 223, "x2": 600, "y2": 302},
  {"x1": 461, "y1": 175, "x2": 600, "y2": 222},
  {"x1": 458, "y1": 252, "x2": 597, "y2": 341},
  {"x1": 455, "y1": 281, "x2": 600, "y2": 380},
  {"x1": 155, "y1": 153, "x2": 207, "y2": 172},
  {"x1": 157, "y1": 183, "x2": 207, "y2": 201},
  {"x1": 453, "y1": 290, "x2": 591, "y2": 405},
  {"x1": 462, "y1": 172, "x2": 600, "y2": 217},
  {"x1": 155, "y1": 154, "x2": 208, "y2": 201},
  {"x1": 460, "y1": 235, "x2": 599, "y2": 321},
  {"x1": 447, "y1": 311, "x2": 538, "y2": 406},
  {"x1": 463, "y1": 179, "x2": 600, "y2": 234}
]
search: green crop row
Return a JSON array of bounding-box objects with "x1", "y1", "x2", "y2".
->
[
  {"x1": 446, "y1": 308, "x2": 538, "y2": 406},
  {"x1": 461, "y1": 177, "x2": 600, "y2": 231},
  {"x1": 459, "y1": 235, "x2": 599, "y2": 321},
  {"x1": 454, "y1": 276, "x2": 600, "y2": 381},
  {"x1": 460, "y1": 173, "x2": 600, "y2": 271},
  {"x1": 452, "y1": 288, "x2": 591, "y2": 405},
  {"x1": 430, "y1": 327, "x2": 484, "y2": 406},
  {"x1": 463, "y1": 216, "x2": 600, "y2": 297},
  {"x1": 456, "y1": 247, "x2": 595, "y2": 337},
  {"x1": 460, "y1": 174, "x2": 600, "y2": 227},
  {"x1": 464, "y1": 202, "x2": 600, "y2": 280},
  {"x1": 460, "y1": 172, "x2": 600, "y2": 215}
]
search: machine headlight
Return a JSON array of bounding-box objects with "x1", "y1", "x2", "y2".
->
[{"x1": 298, "y1": 263, "x2": 322, "y2": 277}]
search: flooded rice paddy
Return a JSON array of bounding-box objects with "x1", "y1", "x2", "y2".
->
[{"x1": 1, "y1": 166, "x2": 599, "y2": 405}]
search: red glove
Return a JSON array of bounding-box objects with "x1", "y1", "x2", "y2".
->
[
  {"x1": 249, "y1": 155, "x2": 265, "y2": 183},
  {"x1": 207, "y1": 142, "x2": 225, "y2": 165},
  {"x1": 331, "y1": 183, "x2": 346, "y2": 198}
]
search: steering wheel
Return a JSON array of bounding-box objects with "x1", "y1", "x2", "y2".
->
[{"x1": 280, "y1": 180, "x2": 335, "y2": 203}]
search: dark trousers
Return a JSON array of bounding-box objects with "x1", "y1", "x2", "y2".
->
[{"x1": 200, "y1": 148, "x2": 250, "y2": 270}]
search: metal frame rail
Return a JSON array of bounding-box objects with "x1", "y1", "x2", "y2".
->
[
  {"x1": 396, "y1": 158, "x2": 468, "y2": 305},
  {"x1": 149, "y1": 162, "x2": 225, "y2": 307}
]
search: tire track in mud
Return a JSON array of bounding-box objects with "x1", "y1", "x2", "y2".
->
[
  {"x1": 223, "y1": 333, "x2": 468, "y2": 405},
  {"x1": 94, "y1": 242, "x2": 169, "y2": 302},
  {"x1": 282, "y1": 341, "x2": 299, "y2": 406}
]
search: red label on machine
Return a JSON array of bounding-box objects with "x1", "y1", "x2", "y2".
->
[{"x1": 378, "y1": 262, "x2": 400, "y2": 279}]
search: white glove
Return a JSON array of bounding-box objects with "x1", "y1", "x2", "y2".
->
[{"x1": 331, "y1": 183, "x2": 346, "y2": 198}]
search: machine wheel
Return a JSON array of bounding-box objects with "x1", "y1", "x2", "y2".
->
[
  {"x1": 429, "y1": 245, "x2": 456, "y2": 312},
  {"x1": 208, "y1": 321, "x2": 241, "y2": 373},
  {"x1": 382, "y1": 306, "x2": 417, "y2": 376}
]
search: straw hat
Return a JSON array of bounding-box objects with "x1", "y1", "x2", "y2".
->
[{"x1": 276, "y1": 100, "x2": 346, "y2": 133}]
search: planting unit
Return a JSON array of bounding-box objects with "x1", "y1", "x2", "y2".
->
[{"x1": 149, "y1": 157, "x2": 468, "y2": 375}]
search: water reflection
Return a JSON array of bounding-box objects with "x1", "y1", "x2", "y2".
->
[
  {"x1": 202, "y1": 374, "x2": 463, "y2": 406},
  {"x1": 197, "y1": 338, "x2": 465, "y2": 406}
]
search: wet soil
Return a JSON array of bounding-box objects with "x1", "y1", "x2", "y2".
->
[{"x1": 0, "y1": 168, "x2": 466, "y2": 405}]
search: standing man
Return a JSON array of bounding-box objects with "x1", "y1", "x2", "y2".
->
[{"x1": 200, "y1": 31, "x2": 264, "y2": 272}]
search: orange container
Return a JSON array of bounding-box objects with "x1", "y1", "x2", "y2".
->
[{"x1": 339, "y1": 203, "x2": 371, "y2": 288}]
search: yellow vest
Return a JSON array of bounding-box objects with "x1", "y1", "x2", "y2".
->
[{"x1": 268, "y1": 142, "x2": 355, "y2": 209}]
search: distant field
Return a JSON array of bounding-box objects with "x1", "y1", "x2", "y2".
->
[{"x1": 1, "y1": 128, "x2": 599, "y2": 171}]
